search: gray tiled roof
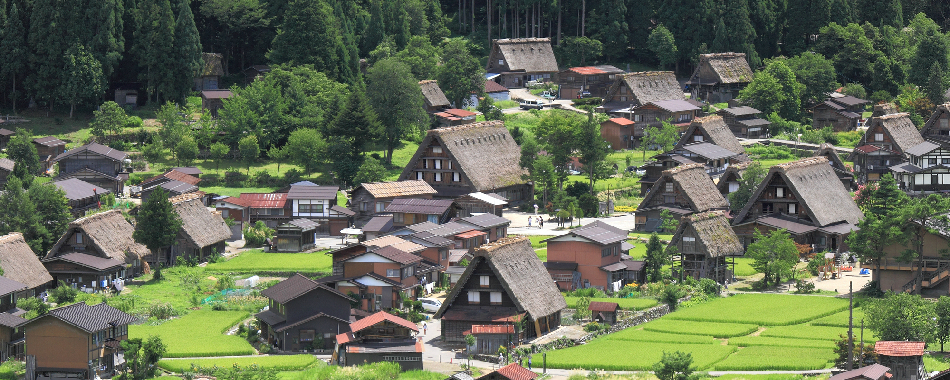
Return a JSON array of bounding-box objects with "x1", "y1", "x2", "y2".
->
[{"x1": 44, "y1": 302, "x2": 136, "y2": 332}]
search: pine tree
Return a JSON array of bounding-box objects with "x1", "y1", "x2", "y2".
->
[
  {"x1": 28, "y1": 0, "x2": 68, "y2": 112},
  {"x1": 134, "y1": 0, "x2": 176, "y2": 103},
  {"x1": 28, "y1": 183, "x2": 72, "y2": 253},
  {"x1": 749, "y1": 0, "x2": 786, "y2": 60},
  {"x1": 269, "y1": 0, "x2": 345, "y2": 81},
  {"x1": 89, "y1": 0, "x2": 126, "y2": 81},
  {"x1": 362, "y1": 0, "x2": 387, "y2": 56},
  {"x1": 926, "y1": 62, "x2": 948, "y2": 106},
  {"x1": 0, "y1": 177, "x2": 47, "y2": 255},
  {"x1": 644, "y1": 233, "x2": 667, "y2": 283},
  {"x1": 599, "y1": 0, "x2": 629, "y2": 61},
  {"x1": 171, "y1": 0, "x2": 202, "y2": 103},
  {"x1": 722, "y1": 0, "x2": 757, "y2": 65},
  {"x1": 330, "y1": 86, "x2": 380, "y2": 158},
  {"x1": 0, "y1": 3, "x2": 26, "y2": 113},
  {"x1": 133, "y1": 187, "x2": 183, "y2": 258}
]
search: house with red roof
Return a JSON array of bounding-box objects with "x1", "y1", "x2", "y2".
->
[
  {"x1": 477, "y1": 363, "x2": 538, "y2": 380},
  {"x1": 874, "y1": 341, "x2": 926, "y2": 380},
  {"x1": 463, "y1": 324, "x2": 515, "y2": 355},
  {"x1": 589, "y1": 301, "x2": 619, "y2": 325},
  {"x1": 436, "y1": 108, "x2": 478, "y2": 128},
  {"x1": 255, "y1": 274, "x2": 355, "y2": 352},
  {"x1": 557, "y1": 65, "x2": 624, "y2": 100},
  {"x1": 335, "y1": 311, "x2": 422, "y2": 370},
  {"x1": 601, "y1": 117, "x2": 636, "y2": 150}
]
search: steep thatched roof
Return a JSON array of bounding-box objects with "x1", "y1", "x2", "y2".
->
[
  {"x1": 490, "y1": 38, "x2": 558, "y2": 73},
  {"x1": 715, "y1": 161, "x2": 753, "y2": 194},
  {"x1": 0, "y1": 233, "x2": 52, "y2": 289},
  {"x1": 733, "y1": 157, "x2": 864, "y2": 227},
  {"x1": 171, "y1": 195, "x2": 231, "y2": 249},
  {"x1": 434, "y1": 236, "x2": 565, "y2": 319},
  {"x1": 47, "y1": 210, "x2": 149, "y2": 263},
  {"x1": 0, "y1": 158, "x2": 13, "y2": 172},
  {"x1": 669, "y1": 211, "x2": 743, "y2": 258},
  {"x1": 676, "y1": 115, "x2": 745, "y2": 155},
  {"x1": 419, "y1": 80, "x2": 450, "y2": 108},
  {"x1": 689, "y1": 53, "x2": 754, "y2": 84},
  {"x1": 866, "y1": 113, "x2": 924, "y2": 153},
  {"x1": 400, "y1": 121, "x2": 528, "y2": 191},
  {"x1": 613, "y1": 71, "x2": 684, "y2": 105},
  {"x1": 814, "y1": 143, "x2": 848, "y2": 171},
  {"x1": 922, "y1": 103, "x2": 950, "y2": 142},
  {"x1": 638, "y1": 163, "x2": 729, "y2": 213}
]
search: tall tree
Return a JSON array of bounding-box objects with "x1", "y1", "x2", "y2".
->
[
  {"x1": 209, "y1": 142, "x2": 230, "y2": 172},
  {"x1": 238, "y1": 135, "x2": 260, "y2": 175},
  {"x1": 739, "y1": 71, "x2": 784, "y2": 117},
  {"x1": 897, "y1": 195, "x2": 950, "y2": 293},
  {"x1": 647, "y1": 25, "x2": 677, "y2": 70},
  {"x1": 173, "y1": 136, "x2": 199, "y2": 167},
  {"x1": 353, "y1": 156, "x2": 387, "y2": 185},
  {"x1": 0, "y1": 177, "x2": 47, "y2": 255},
  {"x1": 762, "y1": 59, "x2": 804, "y2": 121},
  {"x1": 864, "y1": 292, "x2": 935, "y2": 342},
  {"x1": 171, "y1": 0, "x2": 202, "y2": 103},
  {"x1": 27, "y1": 183, "x2": 72, "y2": 253},
  {"x1": 721, "y1": 0, "x2": 758, "y2": 65},
  {"x1": 134, "y1": 0, "x2": 177, "y2": 102},
  {"x1": 91, "y1": 101, "x2": 130, "y2": 139},
  {"x1": 577, "y1": 111, "x2": 612, "y2": 194},
  {"x1": 367, "y1": 58, "x2": 428, "y2": 164},
  {"x1": 749, "y1": 0, "x2": 786, "y2": 60},
  {"x1": 786, "y1": 52, "x2": 839, "y2": 107},
  {"x1": 642, "y1": 121, "x2": 679, "y2": 160},
  {"x1": 89, "y1": 0, "x2": 126, "y2": 81},
  {"x1": 936, "y1": 297, "x2": 950, "y2": 352},
  {"x1": 728, "y1": 162, "x2": 767, "y2": 212},
  {"x1": 134, "y1": 187, "x2": 183, "y2": 260},
  {"x1": 6, "y1": 129, "x2": 41, "y2": 175},
  {"x1": 644, "y1": 232, "x2": 667, "y2": 283},
  {"x1": 267, "y1": 145, "x2": 288, "y2": 174},
  {"x1": 28, "y1": 0, "x2": 69, "y2": 113},
  {"x1": 595, "y1": 0, "x2": 628, "y2": 60},
  {"x1": 61, "y1": 44, "x2": 105, "y2": 118},
  {"x1": 785, "y1": 0, "x2": 831, "y2": 55},
  {"x1": 926, "y1": 62, "x2": 948, "y2": 106},
  {"x1": 285, "y1": 128, "x2": 326, "y2": 175},
  {"x1": 331, "y1": 86, "x2": 380, "y2": 158},
  {"x1": 436, "y1": 38, "x2": 484, "y2": 108},
  {"x1": 268, "y1": 0, "x2": 348, "y2": 82},
  {"x1": 746, "y1": 228, "x2": 799, "y2": 286},
  {"x1": 857, "y1": 0, "x2": 902, "y2": 28},
  {"x1": 0, "y1": 3, "x2": 26, "y2": 113}
]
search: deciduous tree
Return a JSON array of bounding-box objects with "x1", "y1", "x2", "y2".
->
[
  {"x1": 0, "y1": 177, "x2": 47, "y2": 255},
  {"x1": 173, "y1": 136, "x2": 199, "y2": 167},
  {"x1": 61, "y1": 44, "x2": 104, "y2": 118},
  {"x1": 864, "y1": 292, "x2": 935, "y2": 342},
  {"x1": 746, "y1": 229, "x2": 799, "y2": 287},
  {"x1": 238, "y1": 135, "x2": 260, "y2": 175},
  {"x1": 27, "y1": 183, "x2": 72, "y2": 253},
  {"x1": 286, "y1": 128, "x2": 326, "y2": 175},
  {"x1": 436, "y1": 39, "x2": 484, "y2": 108},
  {"x1": 367, "y1": 58, "x2": 428, "y2": 164},
  {"x1": 728, "y1": 162, "x2": 767, "y2": 213},
  {"x1": 653, "y1": 351, "x2": 695, "y2": 380},
  {"x1": 647, "y1": 25, "x2": 677, "y2": 70},
  {"x1": 936, "y1": 296, "x2": 950, "y2": 351},
  {"x1": 353, "y1": 157, "x2": 387, "y2": 185},
  {"x1": 267, "y1": 145, "x2": 288, "y2": 174},
  {"x1": 209, "y1": 142, "x2": 230, "y2": 172},
  {"x1": 91, "y1": 101, "x2": 130, "y2": 139},
  {"x1": 897, "y1": 194, "x2": 950, "y2": 293},
  {"x1": 134, "y1": 187, "x2": 183, "y2": 260}
]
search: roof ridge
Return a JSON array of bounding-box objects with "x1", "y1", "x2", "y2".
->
[
  {"x1": 879, "y1": 112, "x2": 911, "y2": 120},
  {"x1": 431, "y1": 120, "x2": 505, "y2": 134},
  {"x1": 687, "y1": 210, "x2": 728, "y2": 222},
  {"x1": 474, "y1": 235, "x2": 528, "y2": 254},
  {"x1": 663, "y1": 163, "x2": 705, "y2": 175},
  {"x1": 70, "y1": 209, "x2": 122, "y2": 226},
  {"x1": 775, "y1": 157, "x2": 828, "y2": 171},
  {"x1": 0, "y1": 232, "x2": 24, "y2": 245}
]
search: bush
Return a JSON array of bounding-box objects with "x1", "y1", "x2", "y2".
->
[
  {"x1": 16, "y1": 297, "x2": 49, "y2": 317},
  {"x1": 243, "y1": 221, "x2": 274, "y2": 247},
  {"x1": 794, "y1": 279, "x2": 816, "y2": 294},
  {"x1": 148, "y1": 302, "x2": 177, "y2": 320},
  {"x1": 698, "y1": 279, "x2": 720, "y2": 296},
  {"x1": 215, "y1": 274, "x2": 236, "y2": 291},
  {"x1": 661, "y1": 284, "x2": 687, "y2": 311},
  {"x1": 252, "y1": 170, "x2": 275, "y2": 187},
  {"x1": 584, "y1": 322, "x2": 606, "y2": 333},
  {"x1": 807, "y1": 257, "x2": 824, "y2": 276},
  {"x1": 224, "y1": 171, "x2": 247, "y2": 187},
  {"x1": 861, "y1": 280, "x2": 885, "y2": 298},
  {"x1": 745, "y1": 144, "x2": 795, "y2": 160},
  {"x1": 283, "y1": 168, "x2": 303, "y2": 186},
  {"x1": 568, "y1": 287, "x2": 608, "y2": 298},
  {"x1": 49, "y1": 281, "x2": 79, "y2": 304},
  {"x1": 152, "y1": 265, "x2": 163, "y2": 281},
  {"x1": 572, "y1": 97, "x2": 603, "y2": 106}
]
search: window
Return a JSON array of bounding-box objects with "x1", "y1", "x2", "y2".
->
[
  {"x1": 943, "y1": 158, "x2": 950, "y2": 164},
  {"x1": 633, "y1": 114, "x2": 643, "y2": 122},
  {"x1": 762, "y1": 202, "x2": 774, "y2": 213},
  {"x1": 728, "y1": 182, "x2": 739, "y2": 193},
  {"x1": 299, "y1": 330, "x2": 315, "y2": 342},
  {"x1": 448, "y1": 161, "x2": 453, "y2": 169},
  {"x1": 490, "y1": 292, "x2": 503, "y2": 305},
  {"x1": 776, "y1": 187, "x2": 784, "y2": 198},
  {"x1": 435, "y1": 160, "x2": 442, "y2": 169},
  {"x1": 433, "y1": 146, "x2": 442, "y2": 154},
  {"x1": 664, "y1": 195, "x2": 675, "y2": 204},
  {"x1": 930, "y1": 158, "x2": 938, "y2": 166},
  {"x1": 394, "y1": 213, "x2": 404, "y2": 223},
  {"x1": 468, "y1": 291, "x2": 480, "y2": 304},
  {"x1": 620, "y1": 86, "x2": 627, "y2": 94},
  {"x1": 682, "y1": 236, "x2": 695, "y2": 253},
  {"x1": 498, "y1": 59, "x2": 504, "y2": 65},
  {"x1": 620, "y1": 96, "x2": 628, "y2": 102},
  {"x1": 602, "y1": 247, "x2": 612, "y2": 257},
  {"x1": 875, "y1": 133, "x2": 884, "y2": 141},
  {"x1": 386, "y1": 269, "x2": 400, "y2": 277},
  {"x1": 440, "y1": 249, "x2": 448, "y2": 262},
  {"x1": 427, "y1": 214, "x2": 438, "y2": 223},
  {"x1": 665, "y1": 183, "x2": 674, "y2": 192},
  {"x1": 423, "y1": 159, "x2": 429, "y2": 169},
  {"x1": 376, "y1": 202, "x2": 386, "y2": 212},
  {"x1": 299, "y1": 204, "x2": 324, "y2": 213},
  {"x1": 479, "y1": 275, "x2": 490, "y2": 287},
  {"x1": 453, "y1": 172, "x2": 460, "y2": 182},
  {"x1": 788, "y1": 203, "x2": 797, "y2": 214},
  {"x1": 416, "y1": 172, "x2": 423, "y2": 180},
  {"x1": 435, "y1": 173, "x2": 443, "y2": 182},
  {"x1": 402, "y1": 266, "x2": 414, "y2": 278},
  {"x1": 693, "y1": 135, "x2": 703, "y2": 142},
  {"x1": 76, "y1": 232, "x2": 83, "y2": 244}
]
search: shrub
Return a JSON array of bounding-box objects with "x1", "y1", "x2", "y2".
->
[
  {"x1": 283, "y1": 168, "x2": 303, "y2": 186},
  {"x1": 698, "y1": 279, "x2": 720, "y2": 296},
  {"x1": 49, "y1": 281, "x2": 79, "y2": 304},
  {"x1": 252, "y1": 170, "x2": 275, "y2": 186},
  {"x1": 243, "y1": 221, "x2": 274, "y2": 247},
  {"x1": 215, "y1": 274, "x2": 236, "y2": 291},
  {"x1": 745, "y1": 144, "x2": 795, "y2": 160},
  {"x1": 584, "y1": 322, "x2": 605, "y2": 332},
  {"x1": 152, "y1": 265, "x2": 163, "y2": 281},
  {"x1": 149, "y1": 302, "x2": 177, "y2": 320},
  {"x1": 661, "y1": 284, "x2": 687, "y2": 311},
  {"x1": 807, "y1": 257, "x2": 824, "y2": 276},
  {"x1": 568, "y1": 287, "x2": 608, "y2": 298},
  {"x1": 794, "y1": 279, "x2": 816, "y2": 294},
  {"x1": 16, "y1": 297, "x2": 49, "y2": 318},
  {"x1": 861, "y1": 280, "x2": 885, "y2": 298},
  {"x1": 572, "y1": 97, "x2": 603, "y2": 106},
  {"x1": 224, "y1": 171, "x2": 246, "y2": 186}
]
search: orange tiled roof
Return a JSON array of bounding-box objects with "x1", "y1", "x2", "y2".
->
[
  {"x1": 875, "y1": 341, "x2": 925, "y2": 357},
  {"x1": 349, "y1": 311, "x2": 419, "y2": 333}
]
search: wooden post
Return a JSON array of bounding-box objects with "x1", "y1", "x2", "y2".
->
[{"x1": 534, "y1": 319, "x2": 542, "y2": 338}]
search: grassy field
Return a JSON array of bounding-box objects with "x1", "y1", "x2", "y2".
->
[
  {"x1": 563, "y1": 296, "x2": 659, "y2": 311},
  {"x1": 157, "y1": 355, "x2": 316, "y2": 372},
  {"x1": 204, "y1": 249, "x2": 333, "y2": 275},
  {"x1": 810, "y1": 309, "x2": 867, "y2": 327},
  {"x1": 535, "y1": 248, "x2": 547, "y2": 261},
  {"x1": 129, "y1": 309, "x2": 254, "y2": 358},
  {"x1": 731, "y1": 258, "x2": 758, "y2": 277},
  {"x1": 123, "y1": 267, "x2": 217, "y2": 313},
  {"x1": 546, "y1": 294, "x2": 859, "y2": 371}
]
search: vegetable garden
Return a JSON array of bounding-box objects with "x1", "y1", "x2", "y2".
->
[{"x1": 546, "y1": 294, "x2": 872, "y2": 371}]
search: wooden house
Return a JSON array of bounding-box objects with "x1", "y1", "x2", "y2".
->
[
  {"x1": 213, "y1": 196, "x2": 250, "y2": 239},
  {"x1": 469, "y1": 81, "x2": 512, "y2": 108},
  {"x1": 335, "y1": 311, "x2": 422, "y2": 370},
  {"x1": 397, "y1": 121, "x2": 531, "y2": 203},
  {"x1": 456, "y1": 214, "x2": 510, "y2": 242},
  {"x1": 616, "y1": 99, "x2": 699, "y2": 133},
  {"x1": 669, "y1": 211, "x2": 743, "y2": 283},
  {"x1": 921, "y1": 103, "x2": 950, "y2": 143},
  {"x1": 874, "y1": 341, "x2": 925, "y2": 380},
  {"x1": 635, "y1": 164, "x2": 729, "y2": 232},
  {"x1": 828, "y1": 364, "x2": 891, "y2": 380},
  {"x1": 320, "y1": 245, "x2": 438, "y2": 312},
  {"x1": 146, "y1": 193, "x2": 231, "y2": 265},
  {"x1": 0, "y1": 233, "x2": 54, "y2": 298},
  {"x1": 172, "y1": 166, "x2": 202, "y2": 178},
  {"x1": 814, "y1": 143, "x2": 854, "y2": 189},
  {"x1": 274, "y1": 181, "x2": 352, "y2": 236},
  {"x1": 194, "y1": 52, "x2": 224, "y2": 90},
  {"x1": 476, "y1": 363, "x2": 538, "y2": 380},
  {"x1": 351, "y1": 180, "x2": 437, "y2": 222},
  {"x1": 53, "y1": 142, "x2": 129, "y2": 194},
  {"x1": 0, "y1": 128, "x2": 14, "y2": 150},
  {"x1": 22, "y1": 303, "x2": 137, "y2": 379},
  {"x1": 44, "y1": 210, "x2": 150, "y2": 286},
  {"x1": 200, "y1": 89, "x2": 234, "y2": 117},
  {"x1": 139, "y1": 169, "x2": 201, "y2": 202},
  {"x1": 434, "y1": 236, "x2": 566, "y2": 343},
  {"x1": 327, "y1": 235, "x2": 425, "y2": 276},
  {"x1": 557, "y1": 65, "x2": 624, "y2": 99},
  {"x1": 0, "y1": 309, "x2": 25, "y2": 360},
  {"x1": 731, "y1": 157, "x2": 864, "y2": 253},
  {"x1": 812, "y1": 96, "x2": 868, "y2": 132},
  {"x1": 34, "y1": 136, "x2": 67, "y2": 173},
  {"x1": 435, "y1": 108, "x2": 478, "y2": 128},
  {"x1": 485, "y1": 38, "x2": 558, "y2": 88},
  {"x1": 716, "y1": 161, "x2": 753, "y2": 200},
  {"x1": 420, "y1": 80, "x2": 451, "y2": 112},
  {"x1": 852, "y1": 113, "x2": 924, "y2": 183},
  {"x1": 599, "y1": 71, "x2": 683, "y2": 114},
  {"x1": 601, "y1": 117, "x2": 637, "y2": 150},
  {"x1": 0, "y1": 276, "x2": 27, "y2": 313},
  {"x1": 544, "y1": 220, "x2": 639, "y2": 291},
  {"x1": 589, "y1": 301, "x2": 619, "y2": 325},
  {"x1": 275, "y1": 219, "x2": 319, "y2": 252},
  {"x1": 0, "y1": 158, "x2": 13, "y2": 188},
  {"x1": 717, "y1": 106, "x2": 770, "y2": 138},
  {"x1": 685, "y1": 53, "x2": 754, "y2": 103},
  {"x1": 51, "y1": 178, "x2": 112, "y2": 216},
  {"x1": 464, "y1": 324, "x2": 515, "y2": 355},
  {"x1": 674, "y1": 115, "x2": 747, "y2": 156},
  {"x1": 455, "y1": 192, "x2": 507, "y2": 217},
  {"x1": 255, "y1": 274, "x2": 354, "y2": 352},
  {"x1": 384, "y1": 198, "x2": 458, "y2": 228},
  {"x1": 863, "y1": 218, "x2": 950, "y2": 295},
  {"x1": 361, "y1": 216, "x2": 394, "y2": 241}
]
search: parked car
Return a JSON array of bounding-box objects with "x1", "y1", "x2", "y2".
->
[
  {"x1": 541, "y1": 91, "x2": 555, "y2": 99},
  {"x1": 626, "y1": 166, "x2": 646, "y2": 176},
  {"x1": 520, "y1": 99, "x2": 545, "y2": 110},
  {"x1": 418, "y1": 298, "x2": 442, "y2": 313}
]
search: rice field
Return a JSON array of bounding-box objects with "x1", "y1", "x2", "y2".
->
[
  {"x1": 157, "y1": 355, "x2": 317, "y2": 372},
  {"x1": 204, "y1": 249, "x2": 333, "y2": 274},
  {"x1": 129, "y1": 309, "x2": 255, "y2": 358},
  {"x1": 810, "y1": 309, "x2": 867, "y2": 327},
  {"x1": 563, "y1": 296, "x2": 659, "y2": 311},
  {"x1": 546, "y1": 293, "x2": 861, "y2": 371}
]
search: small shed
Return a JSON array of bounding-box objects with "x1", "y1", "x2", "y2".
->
[
  {"x1": 0, "y1": 128, "x2": 14, "y2": 150},
  {"x1": 201, "y1": 90, "x2": 234, "y2": 117},
  {"x1": 50, "y1": 178, "x2": 112, "y2": 216},
  {"x1": 828, "y1": 364, "x2": 890, "y2": 380},
  {"x1": 195, "y1": 52, "x2": 224, "y2": 90},
  {"x1": 464, "y1": 324, "x2": 515, "y2": 355},
  {"x1": 875, "y1": 341, "x2": 926, "y2": 380},
  {"x1": 589, "y1": 301, "x2": 619, "y2": 325},
  {"x1": 361, "y1": 215, "x2": 394, "y2": 241},
  {"x1": 275, "y1": 218, "x2": 319, "y2": 252},
  {"x1": 455, "y1": 192, "x2": 508, "y2": 217}
]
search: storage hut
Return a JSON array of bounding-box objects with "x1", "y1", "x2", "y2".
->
[
  {"x1": 589, "y1": 301, "x2": 619, "y2": 325},
  {"x1": 275, "y1": 218, "x2": 319, "y2": 252}
]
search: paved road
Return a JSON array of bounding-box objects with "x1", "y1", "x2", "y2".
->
[{"x1": 504, "y1": 210, "x2": 637, "y2": 236}]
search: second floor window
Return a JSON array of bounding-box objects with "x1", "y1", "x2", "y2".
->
[
  {"x1": 402, "y1": 266, "x2": 414, "y2": 278},
  {"x1": 435, "y1": 173, "x2": 443, "y2": 182},
  {"x1": 299, "y1": 204, "x2": 323, "y2": 213},
  {"x1": 479, "y1": 276, "x2": 490, "y2": 287},
  {"x1": 665, "y1": 183, "x2": 674, "y2": 193},
  {"x1": 875, "y1": 133, "x2": 884, "y2": 141},
  {"x1": 468, "y1": 291, "x2": 480, "y2": 304},
  {"x1": 394, "y1": 213, "x2": 404, "y2": 223},
  {"x1": 682, "y1": 236, "x2": 695, "y2": 253},
  {"x1": 490, "y1": 292, "x2": 502, "y2": 305},
  {"x1": 435, "y1": 160, "x2": 442, "y2": 169},
  {"x1": 376, "y1": 203, "x2": 386, "y2": 212},
  {"x1": 776, "y1": 187, "x2": 785, "y2": 198},
  {"x1": 416, "y1": 172, "x2": 423, "y2": 180},
  {"x1": 453, "y1": 172, "x2": 460, "y2": 182},
  {"x1": 386, "y1": 269, "x2": 399, "y2": 277}
]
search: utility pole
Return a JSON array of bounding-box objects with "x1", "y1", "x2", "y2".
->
[{"x1": 847, "y1": 281, "x2": 854, "y2": 370}]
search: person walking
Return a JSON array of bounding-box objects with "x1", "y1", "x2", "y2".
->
[
  {"x1": 528, "y1": 355, "x2": 532, "y2": 370},
  {"x1": 539, "y1": 217, "x2": 544, "y2": 229},
  {"x1": 528, "y1": 216, "x2": 532, "y2": 227},
  {"x1": 422, "y1": 322, "x2": 427, "y2": 335}
]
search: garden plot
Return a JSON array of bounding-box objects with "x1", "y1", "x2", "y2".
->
[
  {"x1": 130, "y1": 309, "x2": 254, "y2": 357},
  {"x1": 563, "y1": 296, "x2": 658, "y2": 311},
  {"x1": 667, "y1": 294, "x2": 847, "y2": 326},
  {"x1": 204, "y1": 249, "x2": 333, "y2": 274},
  {"x1": 605, "y1": 329, "x2": 718, "y2": 344},
  {"x1": 158, "y1": 355, "x2": 316, "y2": 372},
  {"x1": 545, "y1": 339, "x2": 738, "y2": 371},
  {"x1": 712, "y1": 346, "x2": 836, "y2": 370},
  {"x1": 642, "y1": 319, "x2": 758, "y2": 338}
]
